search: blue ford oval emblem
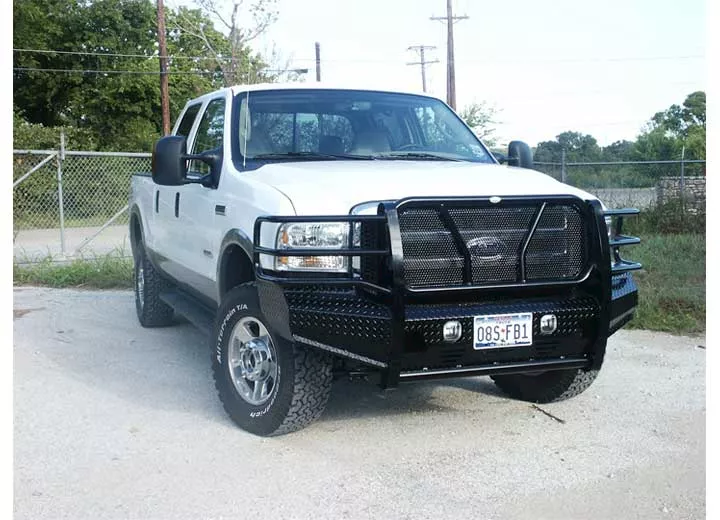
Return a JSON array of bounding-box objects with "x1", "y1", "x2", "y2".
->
[{"x1": 466, "y1": 237, "x2": 505, "y2": 261}]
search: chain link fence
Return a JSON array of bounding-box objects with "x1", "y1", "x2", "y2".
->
[
  {"x1": 13, "y1": 141, "x2": 151, "y2": 263},
  {"x1": 534, "y1": 158, "x2": 706, "y2": 233},
  {"x1": 13, "y1": 142, "x2": 706, "y2": 263}
]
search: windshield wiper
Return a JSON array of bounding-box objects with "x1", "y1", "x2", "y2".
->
[
  {"x1": 371, "y1": 151, "x2": 462, "y2": 161},
  {"x1": 252, "y1": 151, "x2": 374, "y2": 161}
]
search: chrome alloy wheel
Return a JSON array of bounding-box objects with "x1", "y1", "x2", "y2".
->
[{"x1": 227, "y1": 317, "x2": 278, "y2": 406}]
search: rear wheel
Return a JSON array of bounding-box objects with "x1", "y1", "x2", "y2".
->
[
  {"x1": 133, "y1": 243, "x2": 174, "y2": 327},
  {"x1": 212, "y1": 283, "x2": 333, "y2": 436},
  {"x1": 491, "y1": 368, "x2": 599, "y2": 403}
]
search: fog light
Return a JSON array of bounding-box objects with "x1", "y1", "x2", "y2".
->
[
  {"x1": 540, "y1": 314, "x2": 557, "y2": 335},
  {"x1": 443, "y1": 321, "x2": 462, "y2": 343}
]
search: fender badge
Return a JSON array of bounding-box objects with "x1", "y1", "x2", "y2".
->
[{"x1": 489, "y1": 196, "x2": 502, "y2": 204}]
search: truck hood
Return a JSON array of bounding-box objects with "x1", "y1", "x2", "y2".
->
[{"x1": 247, "y1": 160, "x2": 600, "y2": 215}]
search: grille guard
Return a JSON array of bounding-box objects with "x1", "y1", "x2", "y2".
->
[
  {"x1": 254, "y1": 195, "x2": 605, "y2": 293},
  {"x1": 253, "y1": 196, "x2": 640, "y2": 387},
  {"x1": 603, "y1": 208, "x2": 643, "y2": 274}
]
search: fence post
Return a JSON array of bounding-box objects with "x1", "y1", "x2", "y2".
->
[
  {"x1": 680, "y1": 146, "x2": 686, "y2": 215},
  {"x1": 57, "y1": 130, "x2": 67, "y2": 257},
  {"x1": 561, "y1": 149, "x2": 567, "y2": 184}
]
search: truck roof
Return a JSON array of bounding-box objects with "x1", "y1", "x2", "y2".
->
[{"x1": 186, "y1": 82, "x2": 440, "y2": 104}]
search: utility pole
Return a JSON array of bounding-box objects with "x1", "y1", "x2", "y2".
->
[
  {"x1": 407, "y1": 45, "x2": 439, "y2": 93},
  {"x1": 157, "y1": 0, "x2": 171, "y2": 135},
  {"x1": 431, "y1": 0, "x2": 468, "y2": 109},
  {"x1": 315, "y1": 42, "x2": 321, "y2": 82}
]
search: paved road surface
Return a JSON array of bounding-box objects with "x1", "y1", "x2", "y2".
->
[{"x1": 13, "y1": 288, "x2": 705, "y2": 519}]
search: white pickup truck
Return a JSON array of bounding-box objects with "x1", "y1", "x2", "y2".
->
[{"x1": 129, "y1": 84, "x2": 641, "y2": 436}]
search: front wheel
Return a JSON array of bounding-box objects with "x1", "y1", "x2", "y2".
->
[
  {"x1": 491, "y1": 368, "x2": 599, "y2": 403},
  {"x1": 212, "y1": 283, "x2": 333, "y2": 436}
]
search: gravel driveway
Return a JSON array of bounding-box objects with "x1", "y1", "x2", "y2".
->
[{"x1": 13, "y1": 287, "x2": 705, "y2": 520}]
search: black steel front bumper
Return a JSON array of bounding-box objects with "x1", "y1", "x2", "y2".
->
[{"x1": 253, "y1": 196, "x2": 641, "y2": 388}]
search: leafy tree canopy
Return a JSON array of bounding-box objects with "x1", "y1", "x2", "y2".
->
[
  {"x1": 531, "y1": 92, "x2": 705, "y2": 164},
  {"x1": 13, "y1": 0, "x2": 272, "y2": 151}
]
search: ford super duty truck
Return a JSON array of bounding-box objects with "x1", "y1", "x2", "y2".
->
[{"x1": 129, "y1": 84, "x2": 641, "y2": 436}]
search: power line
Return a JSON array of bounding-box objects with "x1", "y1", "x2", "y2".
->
[
  {"x1": 13, "y1": 47, "x2": 218, "y2": 61},
  {"x1": 13, "y1": 48, "x2": 705, "y2": 64},
  {"x1": 13, "y1": 66, "x2": 306, "y2": 76},
  {"x1": 13, "y1": 67, "x2": 218, "y2": 75}
]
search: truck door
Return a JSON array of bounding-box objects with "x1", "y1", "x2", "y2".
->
[
  {"x1": 172, "y1": 95, "x2": 229, "y2": 304},
  {"x1": 149, "y1": 102, "x2": 202, "y2": 280}
]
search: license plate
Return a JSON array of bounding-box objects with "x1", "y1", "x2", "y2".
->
[{"x1": 473, "y1": 312, "x2": 533, "y2": 349}]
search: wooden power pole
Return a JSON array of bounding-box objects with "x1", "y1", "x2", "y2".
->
[
  {"x1": 407, "y1": 45, "x2": 439, "y2": 93},
  {"x1": 315, "y1": 42, "x2": 321, "y2": 82},
  {"x1": 431, "y1": 0, "x2": 468, "y2": 109},
  {"x1": 157, "y1": 0, "x2": 171, "y2": 135}
]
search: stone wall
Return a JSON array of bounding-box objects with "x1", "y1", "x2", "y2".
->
[{"x1": 656, "y1": 176, "x2": 706, "y2": 213}]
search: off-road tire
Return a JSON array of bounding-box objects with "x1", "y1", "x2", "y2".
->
[
  {"x1": 212, "y1": 283, "x2": 333, "y2": 436},
  {"x1": 134, "y1": 242, "x2": 174, "y2": 327},
  {"x1": 491, "y1": 368, "x2": 599, "y2": 403}
]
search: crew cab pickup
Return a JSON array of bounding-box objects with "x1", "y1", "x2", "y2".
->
[{"x1": 129, "y1": 84, "x2": 641, "y2": 436}]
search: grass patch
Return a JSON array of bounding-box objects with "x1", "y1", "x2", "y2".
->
[
  {"x1": 14, "y1": 255, "x2": 133, "y2": 289},
  {"x1": 626, "y1": 233, "x2": 705, "y2": 334}
]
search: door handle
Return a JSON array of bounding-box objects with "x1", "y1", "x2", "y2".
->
[{"x1": 174, "y1": 192, "x2": 180, "y2": 218}]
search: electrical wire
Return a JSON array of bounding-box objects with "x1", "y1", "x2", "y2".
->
[
  {"x1": 13, "y1": 47, "x2": 705, "y2": 65},
  {"x1": 13, "y1": 67, "x2": 218, "y2": 75}
]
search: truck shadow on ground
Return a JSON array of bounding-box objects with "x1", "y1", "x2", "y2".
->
[
  {"x1": 321, "y1": 376, "x2": 508, "y2": 422},
  {"x1": 32, "y1": 295, "x2": 510, "y2": 427}
]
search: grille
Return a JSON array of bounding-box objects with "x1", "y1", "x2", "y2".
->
[{"x1": 397, "y1": 202, "x2": 588, "y2": 288}]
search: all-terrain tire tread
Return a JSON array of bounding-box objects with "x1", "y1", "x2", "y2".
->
[
  {"x1": 211, "y1": 282, "x2": 333, "y2": 436},
  {"x1": 135, "y1": 244, "x2": 174, "y2": 327},
  {"x1": 271, "y1": 347, "x2": 333, "y2": 436},
  {"x1": 491, "y1": 369, "x2": 599, "y2": 403}
]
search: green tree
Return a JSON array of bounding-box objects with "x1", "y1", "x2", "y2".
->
[
  {"x1": 639, "y1": 91, "x2": 705, "y2": 162},
  {"x1": 13, "y1": 0, "x2": 276, "y2": 151},
  {"x1": 458, "y1": 102, "x2": 500, "y2": 147},
  {"x1": 534, "y1": 131, "x2": 601, "y2": 163},
  {"x1": 601, "y1": 140, "x2": 634, "y2": 162},
  {"x1": 174, "y1": 0, "x2": 277, "y2": 86}
]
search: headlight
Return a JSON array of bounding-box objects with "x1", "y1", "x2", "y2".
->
[{"x1": 275, "y1": 222, "x2": 350, "y2": 272}]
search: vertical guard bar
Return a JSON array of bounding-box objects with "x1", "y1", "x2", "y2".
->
[
  {"x1": 589, "y1": 200, "x2": 612, "y2": 369},
  {"x1": 519, "y1": 202, "x2": 546, "y2": 282},
  {"x1": 380, "y1": 202, "x2": 406, "y2": 388},
  {"x1": 438, "y1": 204, "x2": 472, "y2": 284}
]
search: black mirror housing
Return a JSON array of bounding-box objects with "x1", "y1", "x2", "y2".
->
[
  {"x1": 152, "y1": 136, "x2": 189, "y2": 186},
  {"x1": 507, "y1": 141, "x2": 534, "y2": 169},
  {"x1": 493, "y1": 151, "x2": 508, "y2": 164}
]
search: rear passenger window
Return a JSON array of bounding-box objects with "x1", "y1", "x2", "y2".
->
[{"x1": 176, "y1": 104, "x2": 201, "y2": 137}]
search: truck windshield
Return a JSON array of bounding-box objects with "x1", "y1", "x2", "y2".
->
[{"x1": 233, "y1": 89, "x2": 495, "y2": 164}]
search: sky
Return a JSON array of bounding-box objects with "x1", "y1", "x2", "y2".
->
[{"x1": 173, "y1": 0, "x2": 706, "y2": 147}]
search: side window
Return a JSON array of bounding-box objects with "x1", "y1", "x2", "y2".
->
[
  {"x1": 189, "y1": 98, "x2": 226, "y2": 176},
  {"x1": 175, "y1": 103, "x2": 201, "y2": 137}
]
